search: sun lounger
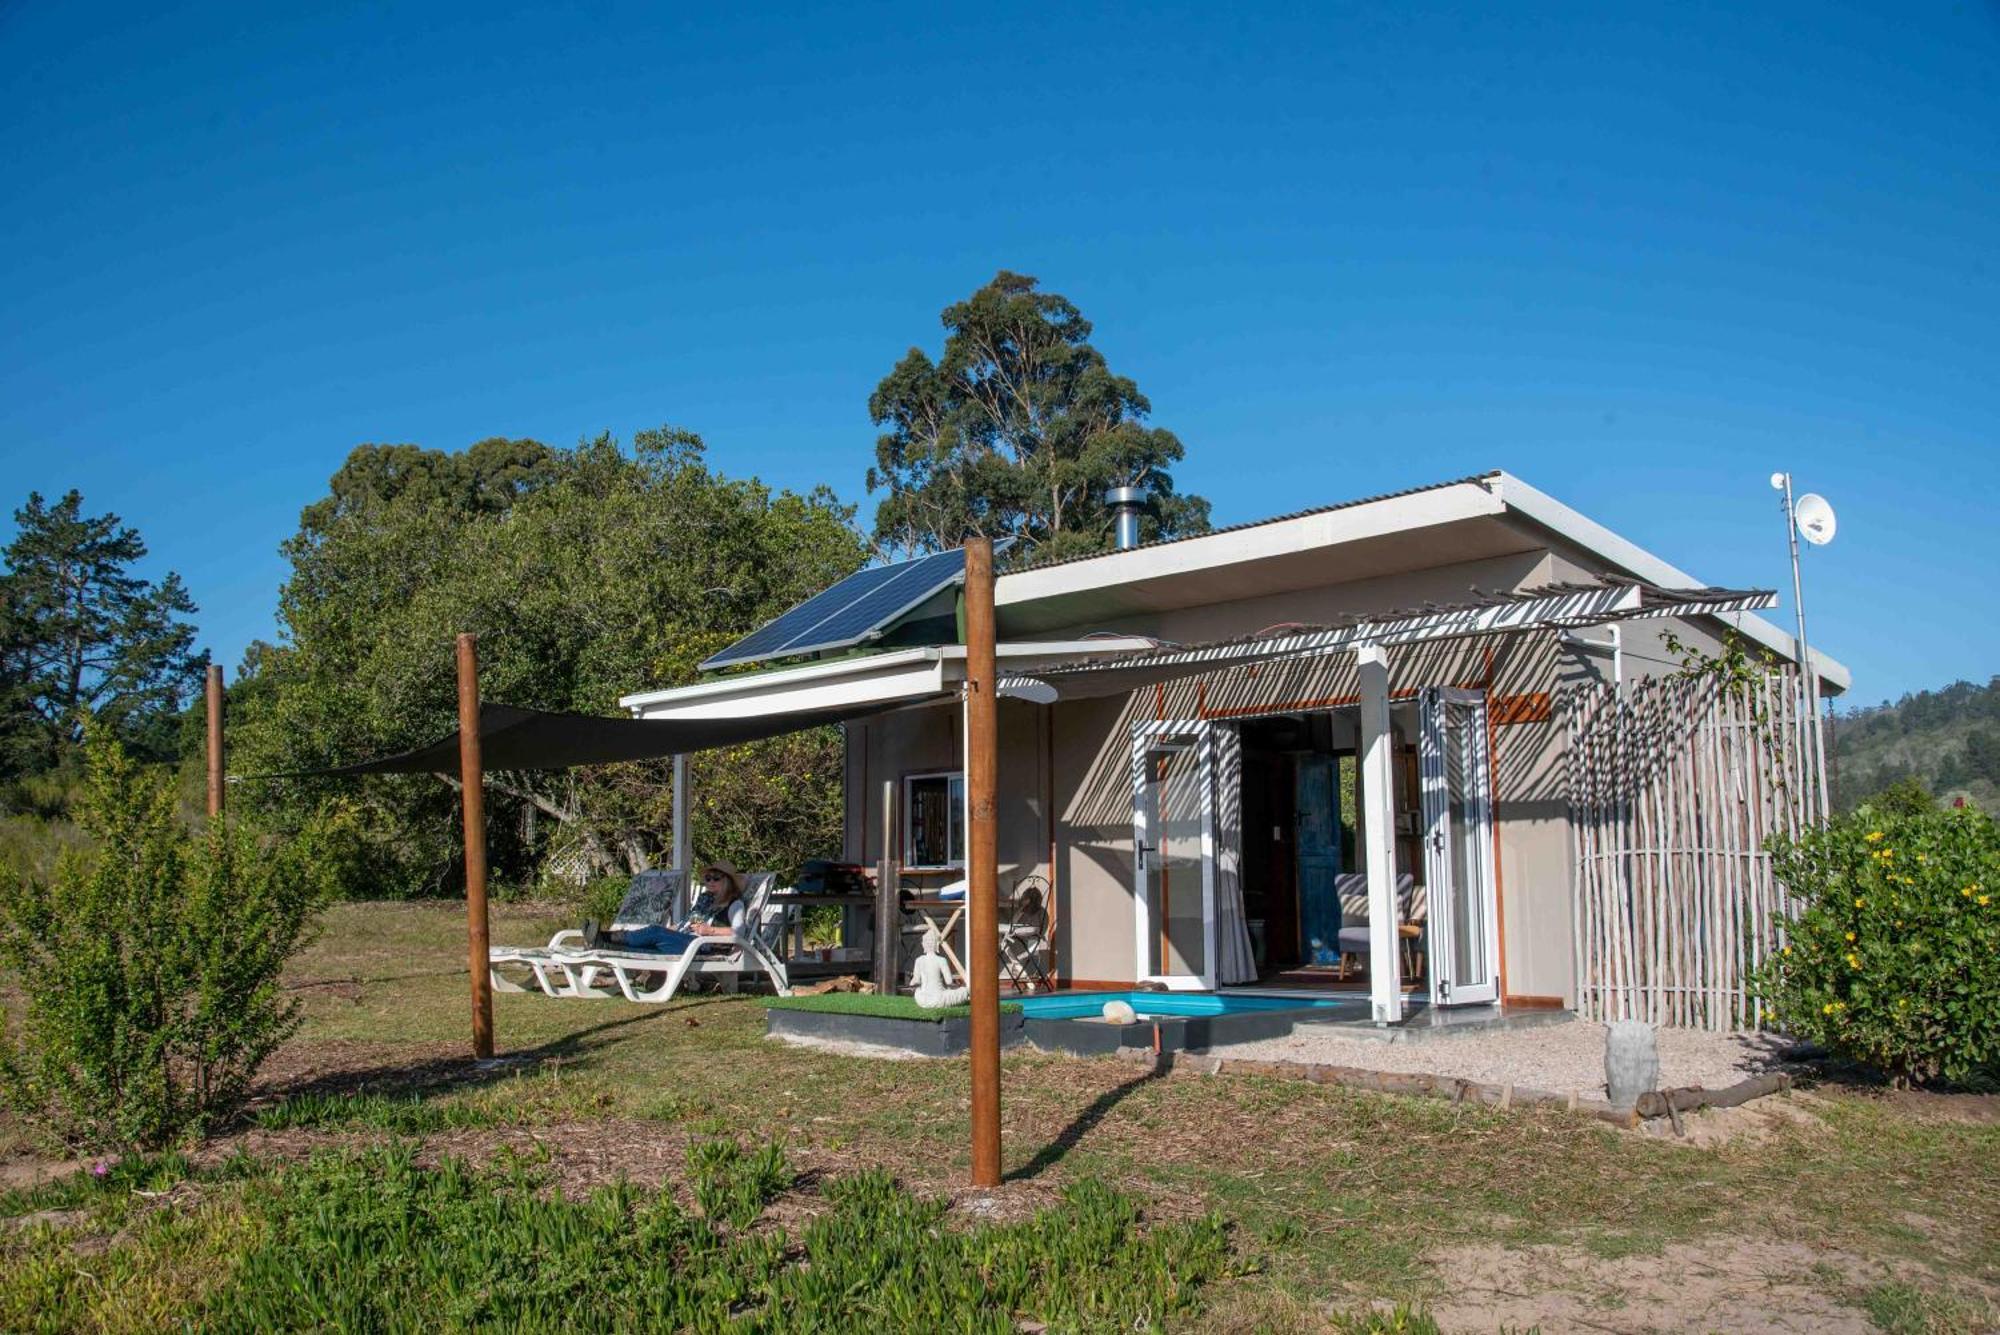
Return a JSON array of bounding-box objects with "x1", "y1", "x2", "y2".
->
[
  {"x1": 539, "y1": 871, "x2": 792, "y2": 1003},
  {"x1": 488, "y1": 869, "x2": 685, "y2": 997}
]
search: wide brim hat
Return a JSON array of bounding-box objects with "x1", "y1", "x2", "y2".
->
[{"x1": 699, "y1": 859, "x2": 745, "y2": 900}]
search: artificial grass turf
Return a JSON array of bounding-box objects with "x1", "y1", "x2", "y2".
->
[{"x1": 761, "y1": 992, "x2": 1023, "y2": 1022}]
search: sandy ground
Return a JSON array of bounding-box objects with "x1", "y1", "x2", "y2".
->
[
  {"x1": 1199, "y1": 1018, "x2": 1794, "y2": 1098},
  {"x1": 1424, "y1": 1235, "x2": 1990, "y2": 1335}
]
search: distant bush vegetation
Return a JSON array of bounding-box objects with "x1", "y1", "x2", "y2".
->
[{"x1": 1832, "y1": 676, "x2": 2000, "y2": 815}]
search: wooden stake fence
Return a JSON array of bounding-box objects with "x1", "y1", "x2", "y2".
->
[{"x1": 1564, "y1": 668, "x2": 1825, "y2": 1031}]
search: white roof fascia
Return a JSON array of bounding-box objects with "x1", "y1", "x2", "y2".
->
[
  {"x1": 993, "y1": 482, "x2": 1506, "y2": 609},
  {"x1": 1488, "y1": 473, "x2": 1852, "y2": 693},
  {"x1": 619, "y1": 647, "x2": 942, "y2": 713},
  {"x1": 618, "y1": 637, "x2": 1160, "y2": 721}
]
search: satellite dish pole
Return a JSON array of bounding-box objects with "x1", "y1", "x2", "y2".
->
[{"x1": 1770, "y1": 473, "x2": 1834, "y2": 820}]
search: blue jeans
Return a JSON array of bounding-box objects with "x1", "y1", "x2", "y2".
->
[{"x1": 612, "y1": 926, "x2": 699, "y2": 953}]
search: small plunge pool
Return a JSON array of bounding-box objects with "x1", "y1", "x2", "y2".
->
[{"x1": 1017, "y1": 990, "x2": 1356, "y2": 1022}]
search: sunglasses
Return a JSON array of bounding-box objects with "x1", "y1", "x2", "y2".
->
[{"x1": 703, "y1": 872, "x2": 727, "y2": 882}]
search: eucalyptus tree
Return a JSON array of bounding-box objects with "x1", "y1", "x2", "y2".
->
[{"x1": 867, "y1": 271, "x2": 1211, "y2": 561}]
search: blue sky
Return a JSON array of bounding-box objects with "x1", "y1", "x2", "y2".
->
[{"x1": 2, "y1": 1, "x2": 1994, "y2": 707}]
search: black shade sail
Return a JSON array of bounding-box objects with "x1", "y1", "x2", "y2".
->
[{"x1": 249, "y1": 700, "x2": 925, "y2": 779}]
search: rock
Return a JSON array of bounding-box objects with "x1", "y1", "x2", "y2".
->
[{"x1": 1605, "y1": 1019, "x2": 1661, "y2": 1108}]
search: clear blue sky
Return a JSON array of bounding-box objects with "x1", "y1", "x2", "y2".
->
[{"x1": 3, "y1": 2, "x2": 1994, "y2": 707}]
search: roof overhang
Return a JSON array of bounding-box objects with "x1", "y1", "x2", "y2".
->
[
  {"x1": 989, "y1": 471, "x2": 1848, "y2": 695},
  {"x1": 618, "y1": 638, "x2": 1160, "y2": 722},
  {"x1": 1489, "y1": 474, "x2": 1849, "y2": 694},
  {"x1": 995, "y1": 477, "x2": 1524, "y2": 633}
]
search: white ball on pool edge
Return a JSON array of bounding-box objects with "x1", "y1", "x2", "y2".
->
[{"x1": 1101, "y1": 1000, "x2": 1137, "y2": 1024}]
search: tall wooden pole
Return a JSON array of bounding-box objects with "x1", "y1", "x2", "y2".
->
[
  {"x1": 457, "y1": 633, "x2": 494, "y2": 1059},
  {"x1": 204, "y1": 664, "x2": 225, "y2": 820},
  {"x1": 964, "y1": 536, "x2": 1002, "y2": 1187}
]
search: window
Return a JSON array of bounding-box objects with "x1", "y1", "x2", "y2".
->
[{"x1": 903, "y1": 770, "x2": 964, "y2": 868}]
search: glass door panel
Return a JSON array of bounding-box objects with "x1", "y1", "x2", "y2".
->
[
  {"x1": 1419, "y1": 688, "x2": 1500, "y2": 1005},
  {"x1": 1131, "y1": 724, "x2": 1215, "y2": 989}
]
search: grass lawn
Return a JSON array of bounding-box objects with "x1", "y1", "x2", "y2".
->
[{"x1": 4, "y1": 900, "x2": 1997, "y2": 1332}]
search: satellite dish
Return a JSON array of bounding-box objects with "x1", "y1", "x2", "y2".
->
[
  {"x1": 997, "y1": 676, "x2": 1058, "y2": 705},
  {"x1": 1794, "y1": 493, "x2": 1837, "y2": 546}
]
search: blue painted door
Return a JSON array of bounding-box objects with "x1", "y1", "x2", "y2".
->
[{"x1": 1296, "y1": 757, "x2": 1342, "y2": 966}]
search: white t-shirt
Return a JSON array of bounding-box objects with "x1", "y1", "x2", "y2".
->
[{"x1": 686, "y1": 892, "x2": 747, "y2": 936}]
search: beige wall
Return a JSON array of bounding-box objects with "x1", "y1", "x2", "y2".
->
[
  {"x1": 841, "y1": 544, "x2": 1737, "y2": 1003},
  {"x1": 842, "y1": 699, "x2": 1049, "y2": 889}
]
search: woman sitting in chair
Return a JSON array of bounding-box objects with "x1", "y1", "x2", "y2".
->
[{"x1": 588, "y1": 861, "x2": 747, "y2": 953}]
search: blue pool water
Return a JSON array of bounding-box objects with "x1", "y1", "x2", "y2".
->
[{"x1": 1017, "y1": 990, "x2": 1351, "y2": 1021}]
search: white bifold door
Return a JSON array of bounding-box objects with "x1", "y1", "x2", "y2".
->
[
  {"x1": 1419, "y1": 687, "x2": 1502, "y2": 1006},
  {"x1": 1130, "y1": 721, "x2": 1216, "y2": 991}
]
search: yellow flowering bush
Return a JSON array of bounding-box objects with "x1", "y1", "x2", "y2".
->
[{"x1": 1754, "y1": 797, "x2": 2000, "y2": 1086}]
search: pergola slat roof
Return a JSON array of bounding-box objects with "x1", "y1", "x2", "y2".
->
[{"x1": 999, "y1": 580, "x2": 1776, "y2": 700}]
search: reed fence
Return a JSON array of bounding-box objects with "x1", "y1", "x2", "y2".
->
[{"x1": 1564, "y1": 668, "x2": 1827, "y2": 1031}]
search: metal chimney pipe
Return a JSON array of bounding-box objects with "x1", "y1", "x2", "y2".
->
[{"x1": 1106, "y1": 485, "x2": 1147, "y2": 550}]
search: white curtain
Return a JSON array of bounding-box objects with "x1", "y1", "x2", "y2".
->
[{"x1": 1212, "y1": 722, "x2": 1258, "y2": 985}]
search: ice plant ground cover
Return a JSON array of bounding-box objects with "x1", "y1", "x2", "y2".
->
[{"x1": 0, "y1": 900, "x2": 1995, "y2": 1331}]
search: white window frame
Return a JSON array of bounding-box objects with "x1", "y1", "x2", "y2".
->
[{"x1": 901, "y1": 769, "x2": 965, "y2": 870}]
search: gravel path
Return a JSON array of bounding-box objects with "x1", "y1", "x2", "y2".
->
[{"x1": 1199, "y1": 1019, "x2": 1794, "y2": 1097}]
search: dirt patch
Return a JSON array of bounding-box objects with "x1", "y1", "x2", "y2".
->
[
  {"x1": 1882, "y1": 1086, "x2": 2000, "y2": 1126},
  {"x1": 1205, "y1": 1019, "x2": 1796, "y2": 1098},
  {"x1": 0, "y1": 1153, "x2": 88, "y2": 1194},
  {"x1": 1426, "y1": 1237, "x2": 1990, "y2": 1335}
]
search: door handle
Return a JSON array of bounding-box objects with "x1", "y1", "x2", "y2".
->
[{"x1": 1137, "y1": 842, "x2": 1156, "y2": 872}]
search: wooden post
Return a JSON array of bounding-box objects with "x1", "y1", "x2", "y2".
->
[
  {"x1": 457, "y1": 633, "x2": 494, "y2": 1060},
  {"x1": 964, "y1": 536, "x2": 1002, "y2": 1187},
  {"x1": 873, "y1": 776, "x2": 901, "y2": 993},
  {"x1": 205, "y1": 663, "x2": 225, "y2": 819}
]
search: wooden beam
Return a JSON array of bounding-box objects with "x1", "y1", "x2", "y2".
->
[
  {"x1": 964, "y1": 536, "x2": 1002, "y2": 1187},
  {"x1": 205, "y1": 663, "x2": 225, "y2": 820},
  {"x1": 457, "y1": 633, "x2": 494, "y2": 1060}
]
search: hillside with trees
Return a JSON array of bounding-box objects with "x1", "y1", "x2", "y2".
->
[{"x1": 1831, "y1": 676, "x2": 2000, "y2": 814}]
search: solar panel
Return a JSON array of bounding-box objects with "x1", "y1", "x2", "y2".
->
[{"x1": 700, "y1": 540, "x2": 1012, "y2": 672}]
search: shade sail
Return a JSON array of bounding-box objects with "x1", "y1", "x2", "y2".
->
[{"x1": 250, "y1": 699, "x2": 916, "y2": 779}]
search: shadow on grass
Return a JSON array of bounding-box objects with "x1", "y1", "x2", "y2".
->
[
  {"x1": 284, "y1": 969, "x2": 466, "y2": 991},
  {"x1": 254, "y1": 995, "x2": 744, "y2": 1108},
  {"x1": 1009, "y1": 1058, "x2": 1166, "y2": 1183}
]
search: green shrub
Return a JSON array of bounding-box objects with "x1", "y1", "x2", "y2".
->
[
  {"x1": 577, "y1": 870, "x2": 632, "y2": 924},
  {"x1": 0, "y1": 727, "x2": 326, "y2": 1149},
  {"x1": 1755, "y1": 797, "x2": 2000, "y2": 1085}
]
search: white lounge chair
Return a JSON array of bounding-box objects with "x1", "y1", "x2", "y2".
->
[
  {"x1": 489, "y1": 869, "x2": 684, "y2": 998},
  {"x1": 542, "y1": 871, "x2": 792, "y2": 1003}
]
